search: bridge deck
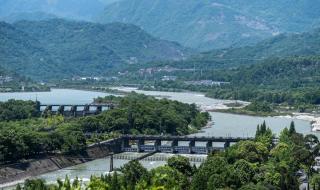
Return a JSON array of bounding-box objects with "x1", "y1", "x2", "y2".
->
[{"x1": 122, "y1": 135, "x2": 253, "y2": 142}]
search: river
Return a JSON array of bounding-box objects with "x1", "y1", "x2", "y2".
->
[{"x1": 0, "y1": 88, "x2": 314, "y2": 188}]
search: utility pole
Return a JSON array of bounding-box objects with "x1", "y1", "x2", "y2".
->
[{"x1": 109, "y1": 153, "x2": 114, "y2": 172}]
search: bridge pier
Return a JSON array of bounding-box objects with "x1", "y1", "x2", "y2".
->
[
  {"x1": 206, "y1": 141, "x2": 213, "y2": 153},
  {"x1": 189, "y1": 140, "x2": 195, "y2": 154},
  {"x1": 137, "y1": 139, "x2": 145, "y2": 152},
  {"x1": 71, "y1": 106, "x2": 77, "y2": 117},
  {"x1": 83, "y1": 105, "x2": 90, "y2": 116},
  {"x1": 58, "y1": 105, "x2": 65, "y2": 115},
  {"x1": 96, "y1": 106, "x2": 102, "y2": 114},
  {"x1": 155, "y1": 139, "x2": 161, "y2": 152},
  {"x1": 224, "y1": 142, "x2": 230, "y2": 149},
  {"x1": 171, "y1": 140, "x2": 178, "y2": 153},
  {"x1": 109, "y1": 154, "x2": 114, "y2": 172},
  {"x1": 43, "y1": 105, "x2": 52, "y2": 116},
  {"x1": 121, "y1": 138, "x2": 130, "y2": 151}
]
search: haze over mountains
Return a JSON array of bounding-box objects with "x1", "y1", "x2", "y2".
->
[
  {"x1": 98, "y1": 0, "x2": 320, "y2": 50},
  {"x1": 1, "y1": 0, "x2": 320, "y2": 82},
  {"x1": 0, "y1": 0, "x2": 114, "y2": 22},
  {"x1": 2, "y1": 0, "x2": 320, "y2": 51}
]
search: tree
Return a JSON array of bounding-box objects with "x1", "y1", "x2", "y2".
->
[
  {"x1": 289, "y1": 121, "x2": 296, "y2": 135},
  {"x1": 150, "y1": 165, "x2": 189, "y2": 190},
  {"x1": 311, "y1": 174, "x2": 320, "y2": 190},
  {"x1": 120, "y1": 160, "x2": 149, "y2": 190},
  {"x1": 167, "y1": 155, "x2": 193, "y2": 177},
  {"x1": 191, "y1": 156, "x2": 232, "y2": 190},
  {"x1": 233, "y1": 159, "x2": 255, "y2": 186},
  {"x1": 110, "y1": 172, "x2": 121, "y2": 190}
]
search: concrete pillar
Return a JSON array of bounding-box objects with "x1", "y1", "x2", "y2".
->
[
  {"x1": 43, "y1": 105, "x2": 52, "y2": 116},
  {"x1": 96, "y1": 106, "x2": 102, "y2": 114},
  {"x1": 171, "y1": 140, "x2": 178, "y2": 153},
  {"x1": 83, "y1": 105, "x2": 90, "y2": 116},
  {"x1": 224, "y1": 142, "x2": 230, "y2": 149},
  {"x1": 155, "y1": 139, "x2": 161, "y2": 152},
  {"x1": 121, "y1": 138, "x2": 129, "y2": 151},
  {"x1": 46, "y1": 105, "x2": 53, "y2": 112},
  {"x1": 137, "y1": 139, "x2": 145, "y2": 152},
  {"x1": 189, "y1": 140, "x2": 195, "y2": 154},
  {"x1": 58, "y1": 105, "x2": 65, "y2": 115},
  {"x1": 35, "y1": 101, "x2": 41, "y2": 113},
  {"x1": 109, "y1": 154, "x2": 114, "y2": 172},
  {"x1": 206, "y1": 141, "x2": 213, "y2": 154},
  {"x1": 71, "y1": 106, "x2": 77, "y2": 117}
]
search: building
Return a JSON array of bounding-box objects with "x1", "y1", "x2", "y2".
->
[{"x1": 161, "y1": 76, "x2": 177, "y2": 81}]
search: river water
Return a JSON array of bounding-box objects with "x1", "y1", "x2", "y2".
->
[{"x1": 0, "y1": 88, "x2": 314, "y2": 188}]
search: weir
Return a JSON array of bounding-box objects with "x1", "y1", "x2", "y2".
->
[
  {"x1": 39, "y1": 104, "x2": 116, "y2": 117},
  {"x1": 117, "y1": 135, "x2": 253, "y2": 155}
]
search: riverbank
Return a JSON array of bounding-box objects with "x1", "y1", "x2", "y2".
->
[
  {"x1": 0, "y1": 140, "x2": 121, "y2": 188},
  {"x1": 277, "y1": 113, "x2": 320, "y2": 132},
  {"x1": 210, "y1": 108, "x2": 289, "y2": 117}
]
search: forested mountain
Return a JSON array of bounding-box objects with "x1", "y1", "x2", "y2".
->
[
  {"x1": 0, "y1": 0, "x2": 108, "y2": 22},
  {"x1": 0, "y1": 19, "x2": 190, "y2": 80},
  {"x1": 179, "y1": 28, "x2": 320, "y2": 69},
  {"x1": 205, "y1": 56, "x2": 320, "y2": 105},
  {"x1": 214, "y1": 0, "x2": 320, "y2": 33},
  {"x1": 0, "y1": 21, "x2": 60, "y2": 79},
  {"x1": 98, "y1": 0, "x2": 320, "y2": 50},
  {"x1": 225, "y1": 56, "x2": 320, "y2": 88},
  {"x1": 98, "y1": 0, "x2": 277, "y2": 50},
  {"x1": 0, "y1": 65, "x2": 48, "y2": 92}
]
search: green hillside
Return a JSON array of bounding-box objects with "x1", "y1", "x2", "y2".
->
[
  {"x1": 0, "y1": 66, "x2": 48, "y2": 92},
  {"x1": 0, "y1": 19, "x2": 190, "y2": 80},
  {"x1": 207, "y1": 56, "x2": 320, "y2": 105},
  {"x1": 98, "y1": 0, "x2": 320, "y2": 51},
  {"x1": 179, "y1": 28, "x2": 320, "y2": 69},
  {"x1": 98, "y1": 0, "x2": 277, "y2": 50},
  {"x1": 0, "y1": 21, "x2": 60, "y2": 79}
]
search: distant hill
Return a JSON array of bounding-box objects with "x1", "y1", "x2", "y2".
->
[
  {"x1": 98, "y1": 0, "x2": 277, "y2": 51},
  {"x1": 182, "y1": 28, "x2": 320, "y2": 69},
  {"x1": 98, "y1": 0, "x2": 320, "y2": 51},
  {"x1": 0, "y1": 21, "x2": 60, "y2": 79},
  {"x1": 0, "y1": 19, "x2": 190, "y2": 80},
  {"x1": 0, "y1": 65, "x2": 47, "y2": 92},
  {"x1": 227, "y1": 56, "x2": 320, "y2": 88}
]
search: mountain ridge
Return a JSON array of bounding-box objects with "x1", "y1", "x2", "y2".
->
[
  {"x1": 0, "y1": 19, "x2": 190, "y2": 80},
  {"x1": 98, "y1": 0, "x2": 320, "y2": 51}
]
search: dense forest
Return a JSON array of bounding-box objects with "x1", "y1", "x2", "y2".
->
[
  {"x1": 16, "y1": 122, "x2": 320, "y2": 190},
  {"x1": 99, "y1": 0, "x2": 320, "y2": 50},
  {"x1": 0, "y1": 19, "x2": 189, "y2": 80},
  {"x1": 0, "y1": 93, "x2": 210, "y2": 163},
  {"x1": 139, "y1": 56, "x2": 320, "y2": 108},
  {"x1": 0, "y1": 66, "x2": 49, "y2": 92}
]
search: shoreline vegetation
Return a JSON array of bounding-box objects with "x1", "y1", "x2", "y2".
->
[
  {"x1": 9, "y1": 122, "x2": 320, "y2": 190},
  {"x1": 0, "y1": 93, "x2": 211, "y2": 187},
  {"x1": 0, "y1": 93, "x2": 210, "y2": 163},
  {"x1": 0, "y1": 86, "x2": 50, "y2": 93},
  {"x1": 53, "y1": 85, "x2": 320, "y2": 121}
]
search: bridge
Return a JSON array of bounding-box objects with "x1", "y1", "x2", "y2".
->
[
  {"x1": 38, "y1": 104, "x2": 116, "y2": 117},
  {"x1": 118, "y1": 135, "x2": 253, "y2": 154}
]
